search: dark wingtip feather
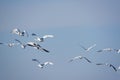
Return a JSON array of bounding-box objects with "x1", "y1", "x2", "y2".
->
[
  {"x1": 42, "y1": 48, "x2": 50, "y2": 53},
  {"x1": 31, "y1": 33, "x2": 37, "y2": 36}
]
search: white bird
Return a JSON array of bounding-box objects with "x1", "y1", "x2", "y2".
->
[
  {"x1": 96, "y1": 63, "x2": 117, "y2": 72},
  {"x1": 11, "y1": 28, "x2": 21, "y2": 35},
  {"x1": 32, "y1": 59, "x2": 54, "y2": 68},
  {"x1": 11, "y1": 28, "x2": 29, "y2": 37},
  {"x1": 26, "y1": 42, "x2": 50, "y2": 53},
  {"x1": 33, "y1": 34, "x2": 54, "y2": 42},
  {"x1": 69, "y1": 56, "x2": 92, "y2": 63},
  {"x1": 14, "y1": 39, "x2": 26, "y2": 49},
  {"x1": 79, "y1": 44, "x2": 96, "y2": 52},
  {"x1": 97, "y1": 48, "x2": 113, "y2": 52},
  {"x1": 0, "y1": 42, "x2": 19, "y2": 47}
]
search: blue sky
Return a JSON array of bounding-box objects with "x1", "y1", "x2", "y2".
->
[{"x1": 0, "y1": 0, "x2": 120, "y2": 80}]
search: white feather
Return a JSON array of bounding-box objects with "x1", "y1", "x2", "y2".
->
[
  {"x1": 44, "y1": 62, "x2": 54, "y2": 65},
  {"x1": 43, "y1": 35, "x2": 54, "y2": 39}
]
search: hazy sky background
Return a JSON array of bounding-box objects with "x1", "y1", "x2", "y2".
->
[{"x1": 0, "y1": 0, "x2": 120, "y2": 80}]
